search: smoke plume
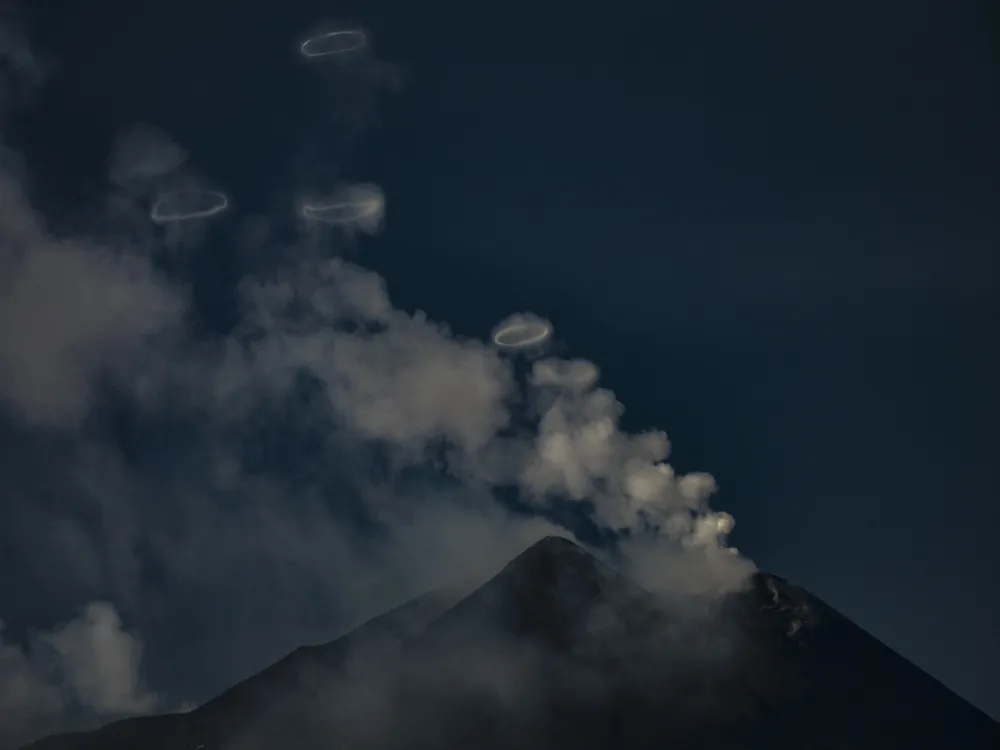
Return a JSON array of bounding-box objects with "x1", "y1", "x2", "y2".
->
[{"x1": 0, "y1": 17, "x2": 753, "y2": 749}]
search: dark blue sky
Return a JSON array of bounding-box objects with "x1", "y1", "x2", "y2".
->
[{"x1": 5, "y1": 0, "x2": 999, "y2": 726}]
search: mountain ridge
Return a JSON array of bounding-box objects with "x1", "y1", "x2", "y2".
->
[{"x1": 21, "y1": 536, "x2": 1000, "y2": 750}]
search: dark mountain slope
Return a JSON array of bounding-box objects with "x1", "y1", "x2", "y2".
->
[
  {"x1": 21, "y1": 586, "x2": 466, "y2": 750},
  {"x1": 23, "y1": 536, "x2": 1000, "y2": 750}
]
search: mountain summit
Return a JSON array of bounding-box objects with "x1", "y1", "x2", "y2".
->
[{"x1": 23, "y1": 536, "x2": 1000, "y2": 750}]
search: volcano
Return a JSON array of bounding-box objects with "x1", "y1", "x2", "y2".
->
[{"x1": 22, "y1": 536, "x2": 1000, "y2": 749}]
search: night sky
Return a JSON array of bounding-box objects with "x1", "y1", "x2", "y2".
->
[{"x1": 0, "y1": 0, "x2": 997, "y2": 744}]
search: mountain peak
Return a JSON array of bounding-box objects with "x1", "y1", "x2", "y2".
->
[
  {"x1": 483, "y1": 534, "x2": 626, "y2": 594},
  {"x1": 419, "y1": 535, "x2": 650, "y2": 654},
  {"x1": 518, "y1": 534, "x2": 589, "y2": 556},
  {"x1": 497, "y1": 535, "x2": 609, "y2": 585}
]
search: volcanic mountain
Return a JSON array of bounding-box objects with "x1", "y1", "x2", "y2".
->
[{"x1": 23, "y1": 536, "x2": 1000, "y2": 749}]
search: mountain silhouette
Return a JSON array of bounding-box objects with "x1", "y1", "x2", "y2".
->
[{"x1": 22, "y1": 536, "x2": 1000, "y2": 749}]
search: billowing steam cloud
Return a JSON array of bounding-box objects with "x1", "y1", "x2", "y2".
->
[
  {"x1": 522, "y1": 358, "x2": 716, "y2": 530},
  {"x1": 0, "y1": 173, "x2": 185, "y2": 428},
  {"x1": 0, "y1": 18, "x2": 754, "y2": 749},
  {"x1": 0, "y1": 604, "x2": 157, "y2": 749}
]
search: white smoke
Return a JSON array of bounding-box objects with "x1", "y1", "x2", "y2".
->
[
  {"x1": 0, "y1": 16, "x2": 755, "y2": 748},
  {"x1": 0, "y1": 173, "x2": 185, "y2": 428},
  {"x1": 0, "y1": 604, "x2": 157, "y2": 748}
]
